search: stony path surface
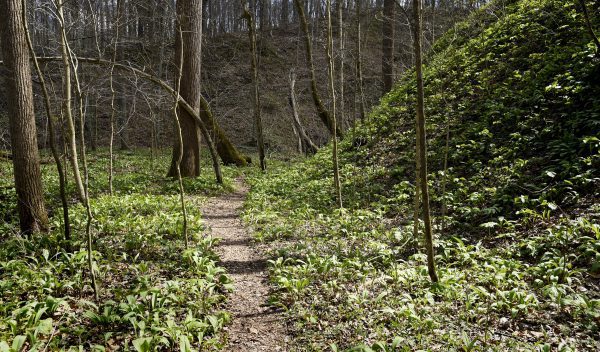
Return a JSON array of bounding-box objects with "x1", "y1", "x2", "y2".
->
[{"x1": 202, "y1": 180, "x2": 288, "y2": 351}]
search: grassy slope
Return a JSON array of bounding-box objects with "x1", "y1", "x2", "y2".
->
[
  {"x1": 244, "y1": 0, "x2": 600, "y2": 350},
  {"x1": 0, "y1": 151, "x2": 241, "y2": 350}
]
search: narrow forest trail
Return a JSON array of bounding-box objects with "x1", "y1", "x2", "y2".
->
[{"x1": 202, "y1": 179, "x2": 288, "y2": 351}]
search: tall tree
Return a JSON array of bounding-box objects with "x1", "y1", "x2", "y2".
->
[
  {"x1": 338, "y1": 0, "x2": 345, "y2": 129},
  {"x1": 0, "y1": 0, "x2": 49, "y2": 234},
  {"x1": 382, "y1": 0, "x2": 395, "y2": 93},
  {"x1": 242, "y1": 0, "x2": 266, "y2": 171},
  {"x1": 23, "y1": 0, "x2": 70, "y2": 241},
  {"x1": 412, "y1": 0, "x2": 438, "y2": 283},
  {"x1": 356, "y1": 0, "x2": 366, "y2": 120},
  {"x1": 327, "y1": 0, "x2": 343, "y2": 208},
  {"x1": 168, "y1": 0, "x2": 204, "y2": 177},
  {"x1": 108, "y1": 0, "x2": 124, "y2": 195}
]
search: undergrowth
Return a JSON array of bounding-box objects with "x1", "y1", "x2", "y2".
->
[
  {"x1": 0, "y1": 150, "x2": 239, "y2": 351},
  {"x1": 243, "y1": 0, "x2": 600, "y2": 350}
]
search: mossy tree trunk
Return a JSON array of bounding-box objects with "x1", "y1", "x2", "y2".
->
[{"x1": 199, "y1": 97, "x2": 250, "y2": 166}]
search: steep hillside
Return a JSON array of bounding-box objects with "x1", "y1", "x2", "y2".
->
[{"x1": 244, "y1": 0, "x2": 600, "y2": 350}]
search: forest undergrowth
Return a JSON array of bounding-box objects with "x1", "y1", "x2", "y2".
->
[
  {"x1": 243, "y1": 0, "x2": 600, "y2": 350},
  {"x1": 0, "y1": 151, "x2": 241, "y2": 351}
]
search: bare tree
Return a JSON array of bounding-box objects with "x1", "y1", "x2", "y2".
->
[
  {"x1": 356, "y1": 0, "x2": 366, "y2": 120},
  {"x1": 23, "y1": 0, "x2": 70, "y2": 241},
  {"x1": 173, "y1": 24, "x2": 190, "y2": 249},
  {"x1": 242, "y1": 0, "x2": 266, "y2": 171},
  {"x1": 327, "y1": 0, "x2": 343, "y2": 208},
  {"x1": 108, "y1": 0, "x2": 124, "y2": 195},
  {"x1": 412, "y1": 0, "x2": 438, "y2": 283},
  {"x1": 382, "y1": 0, "x2": 395, "y2": 93},
  {"x1": 338, "y1": 0, "x2": 345, "y2": 129},
  {"x1": 29, "y1": 55, "x2": 224, "y2": 184}
]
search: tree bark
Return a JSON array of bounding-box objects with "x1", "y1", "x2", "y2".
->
[
  {"x1": 0, "y1": 0, "x2": 49, "y2": 234},
  {"x1": 168, "y1": 0, "x2": 204, "y2": 178},
  {"x1": 108, "y1": 0, "x2": 124, "y2": 195},
  {"x1": 23, "y1": 0, "x2": 70, "y2": 241}
]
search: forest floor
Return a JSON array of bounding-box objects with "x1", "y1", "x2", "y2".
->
[{"x1": 202, "y1": 178, "x2": 288, "y2": 351}]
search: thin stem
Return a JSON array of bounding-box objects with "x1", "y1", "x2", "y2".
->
[
  {"x1": 174, "y1": 24, "x2": 189, "y2": 249},
  {"x1": 327, "y1": 0, "x2": 343, "y2": 208}
]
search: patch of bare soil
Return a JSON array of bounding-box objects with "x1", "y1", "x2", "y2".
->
[{"x1": 202, "y1": 180, "x2": 288, "y2": 351}]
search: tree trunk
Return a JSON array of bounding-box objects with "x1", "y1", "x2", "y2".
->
[
  {"x1": 108, "y1": 0, "x2": 124, "y2": 195},
  {"x1": 293, "y1": 0, "x2": 342, "y2": 138},
  {"x1": 356, "y1": 0, "x2": 366, "y2": 120},
  {"x1": 412, "y1": 0, "x2": 438, "y2": 283},
  {"x1": 57, "y1": 0, "x2": 86, "y2": 202},
  {"x1": 173, "y1": 24, "x2": 190, "y2": 249},
  {"x1": 199, "y1": 97, "x2": 250, "y2": 166},
  {"x1": 168, "y1": 0, "x2": 203, "y2": 178},
  {"x1": 0, "y1": 0, "x2": 49, "y2": 234},
  {"x1": 23, "y1": 0, "x2": 70, "y2": 241},
  {"x1": 289, "y1": 70, "x2": 318, "y2": 154},
  {"x1": 243, "y1": 0, "x2": 266, "y2": 171},
  {"x1": 577, "y1": 0, "x2": 600, "y2": 54},
  {"x1": 338, "y1": 0, "x2": 345, "y2": 129},
  {"x1": 327, "y1": 0, "x2": 343, "y2": 208},
  {"x1": 382, "y1": 0, "x2": 395, "y2": 93}
]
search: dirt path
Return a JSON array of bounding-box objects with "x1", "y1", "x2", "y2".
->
[{"x1": 202, "y1": 180, "x2": 288, "y2": 351}]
